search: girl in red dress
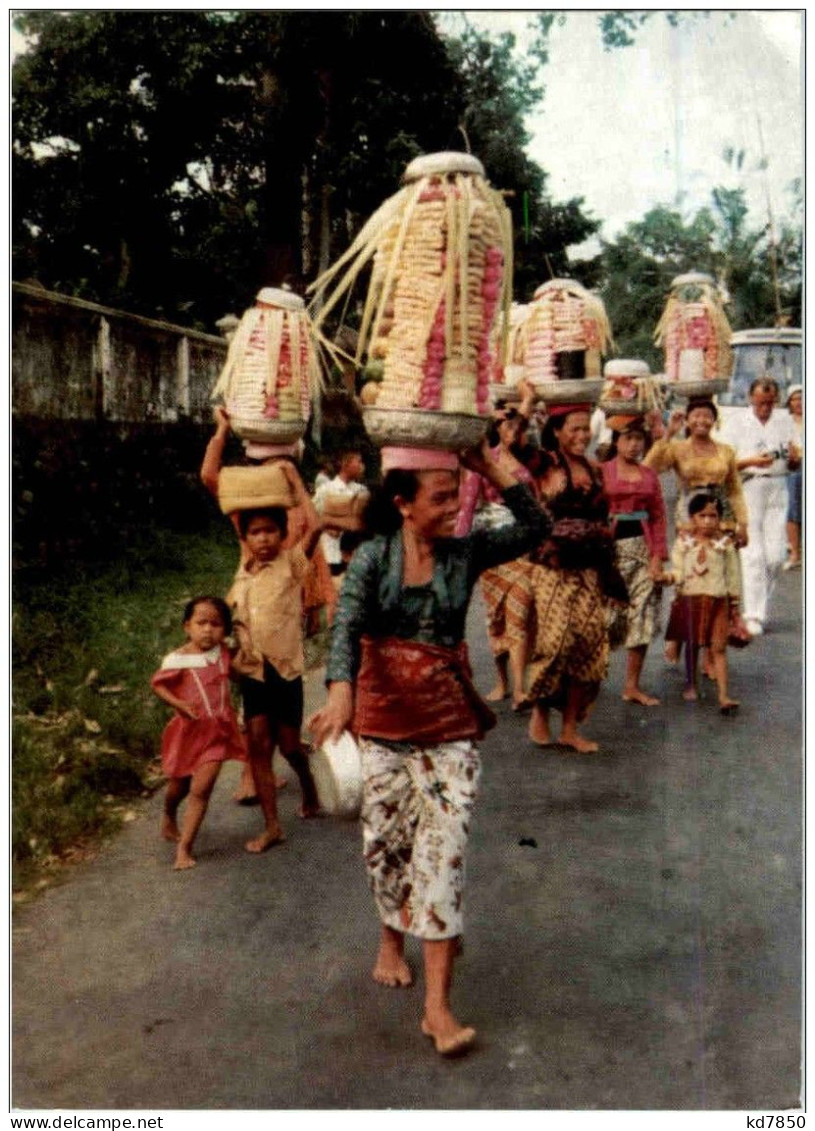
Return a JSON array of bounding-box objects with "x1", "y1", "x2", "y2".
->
[{"x1": 151, "y1": 596, "x2": 246, "y2": 869}]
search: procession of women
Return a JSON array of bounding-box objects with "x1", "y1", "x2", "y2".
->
[{"x1": 155, "y1": 152, "x2": 802, "y2": 1062}]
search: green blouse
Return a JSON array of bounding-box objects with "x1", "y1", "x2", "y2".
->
[{"x1": 326, "y1": 483, "x2": 548, "y2": 684}]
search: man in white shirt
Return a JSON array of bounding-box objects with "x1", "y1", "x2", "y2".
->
[
  {"x1": 313, "y1": 449, "x2": 369, "y2": 577},
  {"x1": 719, "y1": 378, "x2": 798, "y2": 634}
]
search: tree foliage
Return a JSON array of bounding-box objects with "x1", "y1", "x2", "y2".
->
[
  {"x1": 12, "y1": 10, "x2": 597, "y2": 331},
  {"x1": 595, "y1": 187, "x2": 801, "y2": 370}
]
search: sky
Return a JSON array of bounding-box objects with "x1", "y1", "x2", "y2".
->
[{"x1": 456, "y1": 9, "x2": 803, "y2": 256}]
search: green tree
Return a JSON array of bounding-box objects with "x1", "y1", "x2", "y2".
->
[
  {"x1": 13, "y1": 11, "x2": 599, "y2": 329},
  {"x1": 596, "y1": 187, "x2": 801, "y2": 369},
  {"x1": 12, "y1": 11, "x2": 464, "y2": 325}
]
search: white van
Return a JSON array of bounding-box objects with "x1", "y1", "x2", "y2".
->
[{"x1": 716, "y1": 327, "x2": 802, "y2": 433}]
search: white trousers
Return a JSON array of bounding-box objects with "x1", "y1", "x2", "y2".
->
[{"x1": 741, "y1": 477, "x2": 788, "y2": 626}]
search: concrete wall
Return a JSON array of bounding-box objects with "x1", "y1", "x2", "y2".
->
[{"x1": 12, "y1": 282, "x2": 227, "y2": 423}]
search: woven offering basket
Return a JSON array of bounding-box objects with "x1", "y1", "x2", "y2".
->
[
  {"x1": 212, "y1": 287, "x2": 322, "y2": 446},
  {"x1": 217, "y1": 464, "x2": 295, "y2": 515},
  {"x1": 363, "y1": 407, "x2": 488, "y2": 451},
  {"x1": 225, "y1": 417, "x2": 308, "y2": 446},
  {"x1": 655, "y1": 271, "x2": 733, "y2": 384},
  {"x1": 599, "y1": 362, "x2": 663, "y2": 416},
  {"x1": 310, "y1": 151, "x2": 512, "y2": 425}
]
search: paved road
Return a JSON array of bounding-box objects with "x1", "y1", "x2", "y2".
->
[{"x1": 12, "y1": 572, "x2": 802, "y2": 1112}]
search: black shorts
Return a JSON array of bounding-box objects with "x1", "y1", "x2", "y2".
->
[{"x1": 240, "y1": 661, "x2": 304, "y2": 729}]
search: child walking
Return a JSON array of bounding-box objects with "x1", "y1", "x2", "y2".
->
[
  {"x1": 200, "y1": 405, "x2": 333, "y2": 804},
  {"x1": 662, "y1": 492, "x2": 741, "y2": 714},
  {"x1": 151, "y1": 596, "x2": 246, "y2": 870},
  {"x1": 228, "y1": 462, "x2": 322, "y2": 852}
]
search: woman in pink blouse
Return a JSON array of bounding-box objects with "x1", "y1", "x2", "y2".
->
[
  {"x1": 601, "y1": 415, "x2": 669, "y2": 705},
  {"x1": 455, "y1": 390, "x2": 538, "y2": 708}
]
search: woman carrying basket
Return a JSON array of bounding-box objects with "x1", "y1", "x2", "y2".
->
[{"x1": 308, "y1": 440, "x2": 549, "y2": 1056}]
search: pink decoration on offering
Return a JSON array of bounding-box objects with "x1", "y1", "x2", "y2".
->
[{"x1": 381, "y1": 447, "x2": 460, "y2": 473}]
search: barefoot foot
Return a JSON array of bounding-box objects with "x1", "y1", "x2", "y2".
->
[
  {"x1": 528, "y1": 706, "x2": 551, "y2": 746},
  {"x1": 485, "y1": 683, "x2": 508, "y2": 703},
  {"x1": 298, "y1": 802, "x2": 324, "y2": 820},
  {"x1": 173, "y1": 847, "x2": 196, "y2": 870},
  {"x1": 421, "y1": 1014, "x2": 477, "y2": 1056},
  {"x1": 245, "y1": 828, "x2": 286, "y2": 854},
  {"x1": 622, "y1": 689, "x2": 660, "y2": 706},
  {"x1": 372, "y1": 955, "x2": 413, "y2": 987},
  {"x1": 559, "y1": 732, "x2": 599, "y2": 754},
  {"x1": 161, "y1": 814, "x2": 180, "y2": 843},
  {"x1": 373, "y1": 930, "x2": 413, "y2": 987}
]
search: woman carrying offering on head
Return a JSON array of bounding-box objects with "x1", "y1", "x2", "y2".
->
[
  {"x1": 643, "y1": 396, "x2": 747, "y2": 663},
  {"x1": 308, "y1": 441, "x2": 549, "y2": 1056},
  {"x1": 526, "y1": 404, "x2": 628, "y2": 754},
  {"x1": 601, "y1": 415, "x2": 669, "y2": 706},
  {"x1": 643, "y1": 396, "x2": 747, "y2": 543}
]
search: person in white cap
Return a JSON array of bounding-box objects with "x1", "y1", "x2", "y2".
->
[
  {"x1": 309, "y1": 440, "x2": 549, "y2": 1057},
  {"x1": 719, "y1": 378, "x2": 799, "y2": 634}
]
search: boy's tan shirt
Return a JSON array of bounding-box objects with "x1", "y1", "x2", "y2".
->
[{"x1": 228, "y1": 546, "x2": 309, "y2": 681}]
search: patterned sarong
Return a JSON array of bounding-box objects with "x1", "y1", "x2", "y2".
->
[
  {"x1": 359, "y1": 737, "x2": 480, "y2": 940},
  {"x1": 480, "y1": 557, "x2": 535, "y2": 658},
  {"x1": 526, "y1": 564, "x2": 609, "y2": 719},
  {"x1": 606, "y1": 535, "x2": 661, "y2": 650}
]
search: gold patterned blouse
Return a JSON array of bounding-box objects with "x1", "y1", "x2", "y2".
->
[{"x1": 643, "y1": 437, "x2": 747, "y2": 527}]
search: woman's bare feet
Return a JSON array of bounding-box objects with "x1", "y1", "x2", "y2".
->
[
  {"x1": 528, "y1": 704, "x2": 551, "y2": 746},
  {"x1": 161, "y1": 814, "x2": 180, "y2": 843},
  {"x1": 421, "y1": 1012, "x2": 476, "y2": 1056},
  {"x1": 297, "y1": 801, "x2": 323, "y2": 820},
  {"x1": 559, "y1": 730, "x2": 599, "y2": 754},
  {"x1": 485, "y1": 682, "x2": 508, "y2": 703},
  {"x1": 173, "y1": 847, "x2": 196, "y2": 870},
  {"x1": 622, "y1": 688, "x2": 660, "y2": 706},
  {"x1": 682, "y1": 686, "x2": 698, "y2": 702},
  {"x1": 245, "y1": 827, "x2": 286, "y2": 854},
  {"x1": 373, "y1": 928, "x2": 413, "y2": 987}
]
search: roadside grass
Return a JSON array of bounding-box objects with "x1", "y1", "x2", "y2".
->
[{"x1": 12, "y1": 522, "x2": 329, "y2": 895}]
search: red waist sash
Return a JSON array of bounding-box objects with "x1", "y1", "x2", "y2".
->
[{"x1": 353, "y1": 636, "x2": 496, "y2": 744}]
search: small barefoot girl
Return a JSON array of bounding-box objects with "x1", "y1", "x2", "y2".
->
[
  {"x1": 151, "y1": 596, "x2": 246, "y2": 869},
  {"x1": 662, "y1": 492, "x2": 741, "y2": 714}
]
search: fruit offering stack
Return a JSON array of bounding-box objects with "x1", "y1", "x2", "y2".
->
[
  {"x1": 311, "y1": 152, "x2": 512, "y2": 448},
  {"x1": 599, "y1": 359, "x2": 664, "y2": 415},
  {"x1": 654, "y1": 273, "x2": 733, "y2": 392},
  {"x1": 211, "y1": 288, "x2": 324, "y2": 444},
  {"x1": 519, "y1": 279, "x2": 613, "y2": 401}
]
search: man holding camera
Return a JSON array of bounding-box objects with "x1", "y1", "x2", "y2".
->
[{"x1": 720, "y1": 378, "x2": 799, "y2": 635}]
